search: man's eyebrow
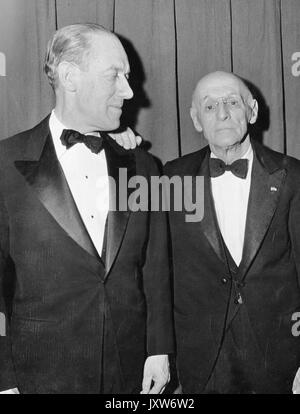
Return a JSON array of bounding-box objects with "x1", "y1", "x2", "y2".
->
[
  {"x1": 104, "y1": 66, "x2": 130, "y2": 73},
  {"x1": 197, "y1": 95, "x2": 210, "y2": 102},
  {"x1": 201, "y1": 93, "x2": 242, "y2": 101}
]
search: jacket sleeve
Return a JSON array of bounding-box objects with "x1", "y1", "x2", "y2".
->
[
  {"x1": 287, "y1": 163, "x2": 300, "y2": 290},
  {"x1": 0, "y1": 191, "x2": 17, "y2": 391},
  {"x1": 141, "y1": 156, "x2": 175, "y2": 356}
]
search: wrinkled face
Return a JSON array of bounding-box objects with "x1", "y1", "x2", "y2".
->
[
  {"x1": 191, "y1": 73, "x2": 257, "y2": 148},
  {"x1": 75, "y1": 33, "x2": 133, "y2": 132}
]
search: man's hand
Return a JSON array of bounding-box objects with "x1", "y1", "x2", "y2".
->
[
  {"x1": 0, "y1": 388, "x2": 20, "y2": 394},
  {"x1": 293, "y1": 367, "x2": 300, "y2": 394},
  {"x1": 109, "y1": 127, "x2": 142, "y2": 149},
  {"x1": 140, "y1": 354, "x2": 170, "y2": 394}
]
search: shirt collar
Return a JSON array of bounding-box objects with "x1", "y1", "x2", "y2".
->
[
  {"x1": 49, "y1": 110, "x2": 69, "y2": 160},
  {"x1": 210, "y1": 142, "x2": 254, "y2": 178},
  {"x1": 210, "y1": 142, "x2": 253, "y2": 162},
  {"x1": 49, "y1": 110, "x2": 101, "y2": 160}
]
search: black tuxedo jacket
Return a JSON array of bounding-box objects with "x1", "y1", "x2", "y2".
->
[
  {"x1": 165, "y1": 140, "x2": 300, "y2": 393},
  {"x1": 0, "y1": 116, "x2": 174, "y2": 394}
]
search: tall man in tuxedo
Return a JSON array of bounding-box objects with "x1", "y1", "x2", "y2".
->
[
  {"x1": 165, "y1": 71, "x2": 300, "y2": 393},
  {"x1": 0, "y1": 23, "x2": 173, "y2": 394}
]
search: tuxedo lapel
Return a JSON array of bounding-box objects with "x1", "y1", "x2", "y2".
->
[
  {"x1": 198, "y1": 150, "x2": 227, "y2": 266},
  {"x1": 192, "y1": 142, "x2": 286, "y2": 279},
  {"x1": 103, "y1": 135, "x2": 136, "y2": 277},
  {"x1": 238, "y1": 144, "x2": 286, "y2": 280},
  {"x1": 226, "y1": 142, "x2": 287, "y2": 328},
  {"x1": 14, "y1": 117, "x2": 98, "y2": 258}
]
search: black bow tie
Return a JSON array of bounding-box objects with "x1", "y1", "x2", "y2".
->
[
  {"x1": 209, "y1": 158, "x2": 249, "y2": 179},
  {"x1": 60, "y1": 129, "x2": 104, "y2": 154}
]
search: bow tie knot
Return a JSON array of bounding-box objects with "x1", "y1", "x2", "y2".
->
[
  {"x1": 60, "y1": 129, "x2": 104, "y2": 154},
  {"x1": 209, "y1": 158, "x2": 249, "y2": 179}
]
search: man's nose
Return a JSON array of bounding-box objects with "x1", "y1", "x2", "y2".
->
[
  {"x1": 216, "y1": 102, "x2": 230, "y2": 121},
  {"x1": 119, "y1": 75, "x2": 134, "y2": 100}
]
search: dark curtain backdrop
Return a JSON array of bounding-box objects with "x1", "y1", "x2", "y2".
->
[{"x1": 0, "y1": 0, "x2": 299, "y2": 163}]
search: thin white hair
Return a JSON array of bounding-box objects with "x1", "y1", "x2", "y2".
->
[{"x1": 44, "y1": 23, "x2": 111, "y2": 90}]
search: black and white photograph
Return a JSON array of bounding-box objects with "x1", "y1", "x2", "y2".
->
[{"x1": 0, "y1": 0, "x2": 299, "y2": 398}]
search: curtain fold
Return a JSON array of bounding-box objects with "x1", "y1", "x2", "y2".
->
[
  {"x1": 231, "y1": 0, "x2": 284, "y2": 152},
  {"x1": 0, "y1": 0, "x2": 299, "y2": 164},
  {"x1": 115, "y1": 0, "x2": 178, "y2": 162},
  {"x1": 56, "y1": 0, "x2": 115, "y2": 30},
  {"x1": 0, "y1": 0, "x2": 55, "y2": 138},
  {"x1": 175, "y1": 0, "x2": 232, "y2": 156},
  {"x1": 281, "y1": 0, "x2": 300, "y2": 159}
]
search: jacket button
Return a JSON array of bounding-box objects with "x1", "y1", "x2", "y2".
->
[
  {"x1": 221, "y1": 277, "x2": 228, "y2": 284},
  {"x1": 234, "y1": 294, "x2": 243, "y2": 305}
]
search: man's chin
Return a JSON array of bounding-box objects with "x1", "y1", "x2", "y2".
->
[
  {"x1": 212, "y1": 134, "x2": 241, "y2": 148},
  {"x1": 104, "y1": 119, "x2": 121, "y2": 133}
]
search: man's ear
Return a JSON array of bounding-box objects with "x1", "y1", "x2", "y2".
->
[
  {"x1": 57, "y1": 61, "x2": 80, "y2": 92},
  {"x1": 190, "y1": 106, "x2": 203, "y2": 132},
  {"x1": 248, "y1": 99, "x2": 258, "y2": 125}
]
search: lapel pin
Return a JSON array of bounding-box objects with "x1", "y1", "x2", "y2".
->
[{"x1": 270, "y1": 186, "x2": 277, "y2": 192}]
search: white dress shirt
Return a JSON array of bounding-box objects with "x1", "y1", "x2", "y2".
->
[
  {"x1": 49, "y1": 110, "x2": 109, "y2": 256},
  {"x1": 210, "y1": 144, "x2": 253, "y2": 266}
]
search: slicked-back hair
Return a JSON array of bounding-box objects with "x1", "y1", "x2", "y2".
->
[
  {"x1": 44, "y1": 23, "x2": 110, "y2": 90},
  {"x1": 191, "y1": 71, "x2": 254, "y2": 112}
]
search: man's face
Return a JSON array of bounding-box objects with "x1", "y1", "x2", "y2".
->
[
  {"x1": 190, "y1": 73, "x2": 257, "y2": 149},
  {"x1": 75, "y1": 33, "x2": 133, "y2": 132}
]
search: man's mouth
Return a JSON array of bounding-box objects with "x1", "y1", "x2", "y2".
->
[
  {"x1": 110, "y1": 105, "x2": 123, "y2": 112},
  {"x1": 216, "y1": 127, "x2": 233, "y2": 131},
  {"x1": 110, "y1": 102, "x2": 123, "y2": 110}
]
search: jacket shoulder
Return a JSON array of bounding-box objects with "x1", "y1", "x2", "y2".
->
[
  {"x1": 0, "y1": 130, "x2": 31, "y2": 164},
  {"x1": 283, "y1": 153, "x2": 300, "y2": 185},
  {"x1": 0, "y1": 116, "x2": 49, "y2": 163},
  {"x1": 134, "y1": 147, "x2": 163, "y2": 175},
  {"x1": 283, "y1": 153, "x2": 300, "y2": 172},
  {"x1": 255, "y1": 140, "x2": 300, "y2": 173},
  {"x1": 164, "y1": 146, "x2": 208, "y2": 175}
]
